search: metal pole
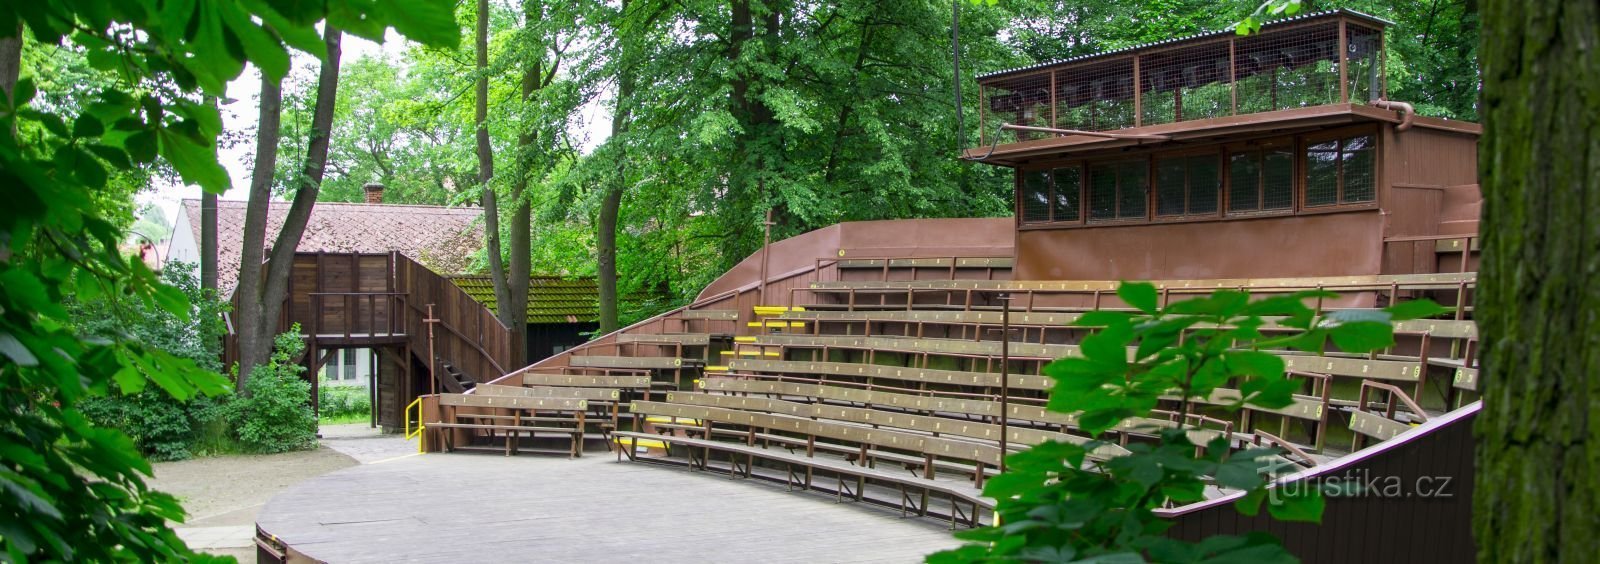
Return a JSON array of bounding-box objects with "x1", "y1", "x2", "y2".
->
[
  {"x1": 998, "y1": 292, "x2": 1011, "y2": 474},
  {"x1": 759, "y1": 208, "x2": 775, "y2": 305},
  {"x1": 425, "y1": 303, "x2": 439, "y2": 396}
]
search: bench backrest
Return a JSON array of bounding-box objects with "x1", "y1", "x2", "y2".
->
[
  {"x1": 521, "y1": 373, "x2": 652, "y2": 389},
  {"x1": 1348, "y1": 409, "x2": 1411, "y2": 441},
  {"x1": 724, "y1": 358, "x2": 1054, "y2": 391},
  {"x1": 680, "y1": 309, "x2": 740, "y2": 320},
  {"x1": 631, "y1": 400, "x2": 1003, "y2": 466},
  {"x1": 806, "y1": 272, "x2": 1476, "y2": 293},
  {"x1": 1161, "y1": 387, "x2": 1327, "y2": 421},
  {"x1": 569, "y1": 355, "x2": 686, "y2": 370},
  {"x1": 475, "y1": 383, "x2": 621, "y2": 401},
  {"x1": 666, "y1": 391, "x2": 1128, "y2": 459},
  {"x1": 617, "y1": 333, "x2": 712, "y2": 346},
  {"x1": 751, "y1": 334, "x2": 1075, "y2": 360},
  {"x1": 1280, "y1": 355, "x2": 1424, "y2": 382},
  {"x1": 835, "y1": 257, "x2": 1013, "y2": 269},
  {"x1": 438, "y1": 393, "x2": 588, "y2": 411}
]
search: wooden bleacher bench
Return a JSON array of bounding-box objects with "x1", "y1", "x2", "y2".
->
[
  {"x1": 474, "y1": 384, "x2": 623, "y2": 440},
  {"x1": 433, "y1": 394, "x2": 589, "y2": 457},
  {"x1": 681, "y1": 309, "x2": 740, "y2": 320},
  {"x1": 615, "y1": 400, "x2": 996, "y2": 527},
  {"x1": 723, "y1": 358, "x2": 1054, "y2": 391},
  {"x1": 617, "y1": 333, "x2": 715, "y2": 346},
  {"x1": 569, "y1": 355, "x2": 700, "y2": 370},
  {"x1": 834, "y1": 257, "x2": 1013, "y2": 269},
  {"x1": 804, "y1": 272, "x2": 1477, "y2": 293}
]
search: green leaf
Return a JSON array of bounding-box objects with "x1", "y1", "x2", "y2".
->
[
  {"x1": 125, "y1": 129, "x2": 158, "y2": 163},
  {"x1": 1074, "y1": 310, "x2": 1135, "y2": 327},
  {"x1": 0, "y1": 333, "x2": 39, "y2": 366},
  {"x1": 72, "y1": 114, "x2": 104, "y2": 138},
  {"x1": 1266, "y1": 487, "x2": 1325, "y2": 523},
  {"x1": 1222, "y1": 351, "x2": 1284, "y2": 379},
  {"x1": 218, "y1": 2, "x2": 291, "y2": 80},
  {"x1": 157, "y1": 128, "x2": 230, "y2": 193},
  {"x1": 1118, "y1": 281, "x2": 1159, "y2": 314},
  {"x1": 1328, "y1": 321, "x2": 1394, "y2": 353},
  {"x1": 1383, "y1": 299, "x2": 1451, "y2": 321},
  {"x1": 379, "y1": 0, "x2": 463, "y2": 48},
  {"x1": 1, "y1": 268, "x2": 66, "y2": 319},
  {"x1": 11, "y1": 76, "x2": 35, "y2": 107}
]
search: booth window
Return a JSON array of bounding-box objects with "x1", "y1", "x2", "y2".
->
[
  {"x1": 1306, "y1": 134, "x2": 1377, "y2": 207},
  {"x1": 1090, "y1": 160, "x2": 1148, "y2": 221},
  {"x1": 1052, "y1": 165, "x2": 1082, "y2": 222},
  {"x1": 1021, "y1": 169, "x2": 1051, "y2": 223},
  {"x1": 1019, "y1": 166, "x2": 1084, "y2": 224},
  {"x1": 1156, "y1": 154, "x2": 1220, "y2": 217},
  {"x1": 1228, "y1": 147, "x2": 1295, "y2": 214}
]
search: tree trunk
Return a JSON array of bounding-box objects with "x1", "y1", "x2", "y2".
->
[
  {"x1": 1474, "y1": 1, "x2": 1600, "y2": 562},
  {"x1": 499, "y1": 0, "x2": 543, "y2": 368},
  {"x1": 475, "y1": 0, "x2": 512, "y2": 358},
  {"x1": 598, "y1": 0, "x2": 637, "y2": 335},
  {"x1": 234, "y1": 28, "x2": 344, "y2": 390},
  {"x1": 202, "y1": 191, "x2": 217, "y2": 293},
  {"x1": 2, "y1": 23, "x2": 21, "y2": 138}
]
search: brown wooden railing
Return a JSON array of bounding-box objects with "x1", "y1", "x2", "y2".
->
[{"x1": 307, "y1": 292, "x2": 405, "y2": 339}]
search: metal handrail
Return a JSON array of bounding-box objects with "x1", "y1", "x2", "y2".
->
[{"x1": 404, "y1": 397, "x2": 426, "y2": 454}]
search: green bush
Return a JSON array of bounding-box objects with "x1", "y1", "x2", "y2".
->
[
  {"x1": 230, "y1": 327, "x2": 318, "y2": 454},
  {"x1": 318, "y1": 379, "x2": 372, "y2": 419},
  {"x1": 69, "y1": 261, "x2": 234, "y2": 461}
]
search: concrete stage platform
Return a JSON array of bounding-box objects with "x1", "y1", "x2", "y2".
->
[{"x1": 255, "y1": 452, "x2": 962, "y2": 563}]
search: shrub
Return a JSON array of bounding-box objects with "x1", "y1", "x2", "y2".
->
[
  {"x1": 69, "y1": 261, "x2": 233, "y2": 461},
  {"x1": 230, "y1": 327, "x2": 318, "y2": 454},
  {"x1": 318, "y1": 380, "x2": 372, "y2": 420}
]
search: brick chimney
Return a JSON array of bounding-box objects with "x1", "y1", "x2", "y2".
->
[{"x1": 362, "y1": 183, "x2": 384, "y2": 204}]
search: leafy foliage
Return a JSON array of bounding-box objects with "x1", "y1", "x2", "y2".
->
[
  {"x1": 73, "y1": 262, "x2": 231, "y2": 461},
  {"x1": 930, "y1": 284, "x2": 1449, "y2": 563},
  {"x1": 230, "y1": 327, "x2": 318, "y2": 454},
  {"x1": 318, "y1": 379, "x2": 373, "y2": 421},
  {"x1": 0, "y1": 0, "x2": 456, "y2": 560}
]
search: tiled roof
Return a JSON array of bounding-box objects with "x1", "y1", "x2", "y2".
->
[
  {"x1": 450, "y1": 276, "x2": 601, "y2": 324},
  {"x1": 181, "y1": 199, "x2": 484, "y2": 294}
]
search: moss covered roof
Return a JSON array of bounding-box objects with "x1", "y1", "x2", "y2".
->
[{"x1": 449, "y1": 276, "x2": 600, "y2": 324}]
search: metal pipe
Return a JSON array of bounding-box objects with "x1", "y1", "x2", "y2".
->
[{"x1": 1372, "y1": 99, "x2": 1415, "y2": 131}]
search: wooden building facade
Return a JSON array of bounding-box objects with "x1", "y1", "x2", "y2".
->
[{"x1": 969, "y1": 9, "x2": 1480, "y2": 285}]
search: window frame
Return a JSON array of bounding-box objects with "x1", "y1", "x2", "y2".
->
[
  {"x1": 1222, "y1": 137, "x2": 1298, "y2": 218},
  {"x1": 1013, "y1": 124, "x2": 1381, "y2": 230},
  {"x1": 1152, "y1": 147, "x2": 1224, "y2": 220},
  {"x1": 1299, "y1": 125, "x2": 1382, "y2": 212},
  {"x1": 1087, "y1": 158, "x2": 1150, "y2": 224}
]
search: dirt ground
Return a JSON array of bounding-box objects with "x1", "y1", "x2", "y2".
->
[{"x1": 146, "y1": 423, "x2": 409, "y2": 561}]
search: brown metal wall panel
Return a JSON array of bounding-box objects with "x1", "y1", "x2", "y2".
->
[
  {"x1": 1016, "y1": 211, "x2": 1385, "y2": 281},
  {"x1": 1164, "y1": 407, "x2": 1477, "y2": 564}
]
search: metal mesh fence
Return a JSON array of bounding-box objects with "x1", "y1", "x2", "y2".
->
[
  {"x1": 1346, "y1": 23, "x2": 1384, "y2": 102},
  {"x1": 1233, "y1": 20, "x2": 1342, "y2": 114},
  {"x1": 981, "y1": 71, "x2": 1052, "y2": 145},
  {"x1": 1140, "y1": 42, "x2": 1233, "y2": 127},
  {"x1": 975, "y1": 14, "x2": 1384, "y2": 151},
  {"x1": 1055, "y1": 58, "x2": 1137, "y2": 132}
]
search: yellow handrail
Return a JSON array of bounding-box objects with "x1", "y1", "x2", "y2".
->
[{"x1": 405, "y1": 397, "x2": 425, "y2": 454}]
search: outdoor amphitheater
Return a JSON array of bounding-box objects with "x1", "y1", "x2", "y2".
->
[{"x1": 251, "y1": 11, "x2": 1481, "y2": 563}]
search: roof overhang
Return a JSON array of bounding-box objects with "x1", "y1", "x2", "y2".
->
[{"x1": 961, "y1": 104, "x2": 1482, "y2": 168}]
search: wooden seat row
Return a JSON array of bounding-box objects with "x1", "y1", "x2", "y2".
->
[
  {"x1": 614, "y1": 400, "x2": 996, "y2": 527},
  {"x1": 804, "y1": 272, "x2": 1477, "y2": 293},
  {"x1": 771, "y1": 309, "x2": 1477, "y2": 340},
  {"x1": 432, "y1": 393, "x2": 590, "y2": 457}
]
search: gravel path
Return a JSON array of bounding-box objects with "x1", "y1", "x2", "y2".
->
[{"x1": 146, "y1": 423, "x2": 414, "y2": 560}]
